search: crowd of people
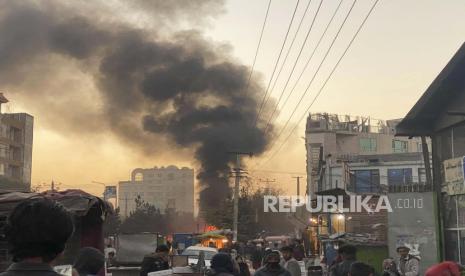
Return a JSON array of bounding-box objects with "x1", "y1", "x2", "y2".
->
[{"x1": 0, "y1": 198, "x2": 464, "y2": 276}]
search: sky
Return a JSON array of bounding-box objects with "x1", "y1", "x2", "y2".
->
[{"x1": 4, "y1": 0, "x2": 465, "y2": 196}]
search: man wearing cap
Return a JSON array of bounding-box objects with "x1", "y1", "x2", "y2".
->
[{"x1": 395, "y1": 246, "x2": 419, "y2": 276}]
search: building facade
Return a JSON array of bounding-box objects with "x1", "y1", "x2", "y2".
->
[
  {"x1": 294, "y1": 113, "x2": 437, "y2": 272},
  {"x1": 118, "y1": 166, "x2": 194, "y2": 218},
  {"x1": 305, "y1": 113, "x2": 428, "y2": 194},
  {"x1": 0, "y1": 94, "x2": 33, "y2": 191}
]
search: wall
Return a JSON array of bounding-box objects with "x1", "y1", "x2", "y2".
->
[
  {"x1": 118, "y1": 166, "x2": 194, "y2": 218},
  {"x1": 387, "y1": 192, "x2": 439, "y2": 275}
]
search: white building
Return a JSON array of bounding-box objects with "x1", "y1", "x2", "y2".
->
[
  {"x1": 0, "y1": 93, "x2": 33, "y2": 191},
  {"x1": 118, "y1": 166, "x2": 194, "y2": 218},
  {"x1": 305, "y1": 113, "x2": 430, "y2": 194}
]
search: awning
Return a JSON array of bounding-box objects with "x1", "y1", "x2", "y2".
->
[{"x1": 396, "y1": 42, "x2": 465, "y2": 136}]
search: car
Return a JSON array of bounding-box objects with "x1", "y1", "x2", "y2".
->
[{"x1": 181, "y1": 246, "x2": 218, "y2": 267}]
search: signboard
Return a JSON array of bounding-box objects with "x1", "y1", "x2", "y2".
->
[
  {"x1": 104, "y1": 186, "x2": 117, "y2": 200},
  {"x1": 443, "y1": 157, "x2": 465, "y2": 195}
]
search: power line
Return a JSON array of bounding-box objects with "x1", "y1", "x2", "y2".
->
[
  {"x1": 249, "y1": 169, "x2": 307, "y2": 175},
  {"x1": 268, "y1": 0, "x2": 313, "y2": 104},
  {"x1": 263, "y1": 0, "x2": 324, "y2": 133},
  {"x1": 272, "y1": 0, "x2": 358, "y2": 147},
  {"x1": 253, "y1": 0, "x2": 355, "y2": 170},
  {"x1": 244, "y1": 0, "x2": 272, "y2": 92},
  {"x1": 263, "y1": 0, "x2": 381, "y2": 165},
  {"x1": 254, "y1": 0, "x2": 301, "y2": 126},
  {"x1": 271, "y1": 0, "x2": 345, "y2": 127}
]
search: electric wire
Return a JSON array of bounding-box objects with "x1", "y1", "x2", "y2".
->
[
  {"x1": 254, "y1": 0, "x2": 301, "y2": 126},
  {"x1": 268, "y1": 0, "x2": 344, "y2": 130},
  {"x1": 263, "y1": 0, "x2": 324, "y2": 133},
  {"x1": 244, "y1": 0, "x2": 273, "y2": 92},
  {"x1": 263, "y1": 0, "x2": 381, "y2": 166}
]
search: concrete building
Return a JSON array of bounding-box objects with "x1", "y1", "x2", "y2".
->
[
  {"x1": 397, "y1": 42, "x2": 465, "y2": 264},
  {"x1": 0, "y1": 94, "x2": 33, "y2": 191},
  {"x1": 305, "y1": 113, "x2": 428, "y2": 194},
  {"x1": 290, "y1": 113, "x2": 437, "y2": 273},
  {"x1": 118, "y1": 166, "x2": 194, "y2": 218}
]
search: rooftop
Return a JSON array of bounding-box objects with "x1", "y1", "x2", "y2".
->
[
  {"x1": 397, "y1": 42, "x2": 465, "y2": 136},
  {"x1": 307, "y1": 113, "x2": 401, "y2": 135}
]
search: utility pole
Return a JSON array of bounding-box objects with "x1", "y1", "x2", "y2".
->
[
  {"x1": 292, "y1": 176, "x2": 303, "y2": 196},
  {"x1": 51, "y1": 180, "x2": 55, "y2": 191},
  {"x1": 228, "y1": 151, "x2": 253, "y2": 243},
  {"x1": 259, "y1": 178, "x2": 276, "y2": 193}
]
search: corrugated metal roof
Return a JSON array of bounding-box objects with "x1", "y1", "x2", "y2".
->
[{"x1": 396, "y1": 42, "x2": 465, "y2": 136}]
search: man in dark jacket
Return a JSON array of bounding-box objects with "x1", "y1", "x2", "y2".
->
[
  {"x1": 140, "y1": 245, "x2": 170, "y2": 276},
  {"x1": 0, "y1": 198, "x2": 74, "y2": 276},
  {"x1": 254, "y1": 250, "x2": 291, "y2": 276},
  {"x1": 330, "y1": 245, "x2": 357, "y2": 276}
]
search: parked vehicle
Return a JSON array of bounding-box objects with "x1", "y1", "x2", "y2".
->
[{"x1": 181, "y1": 246, "x2": 218, "y2": 267}]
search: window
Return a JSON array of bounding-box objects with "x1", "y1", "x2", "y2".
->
[
  {"x1": 392, "y1": 140, "x2": 408, "y2": 153},
  {"x1": 359, "y1": 138, "x2": 377, "y2": 152},
  {"x1": 387, "y1": 168, "x2": 413, "y2": 186},
  {"x1": 134, "y1": 172, "x2": 143, "y2": 181},
  {"x1": 350, "y1": 170, "x2": 380, "y2": 193},
  {"x1": 418, "y1": 168, "x2": 426, "y2": 184}
]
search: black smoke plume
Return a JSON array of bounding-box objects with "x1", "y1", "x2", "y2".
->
[{"x1": 0, "y1": 0, "x2": 274, "y2": 211}]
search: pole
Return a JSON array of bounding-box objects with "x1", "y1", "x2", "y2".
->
[
  {"x1": 293, "y1": 176, "x2": 302, "y2": 196},
  {"x1": 228, "y1": 151, "x2": 253, "y2": 243},
  {"x1": 233, "y1": 154, "x2": 240, "y2": 243},
  {"x1": 259, "y1": 178, "x2": 276, "y2": 193}
]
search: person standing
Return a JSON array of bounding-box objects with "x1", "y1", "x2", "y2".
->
[
  {"x1": 209, "y1": 253, "x2": 236, "y2": 276},
  {"x1": 254, "y1": 251, "x2": 291, "y2": 276},
  {"x1": 395, "y1": 246, "x2": 419, "y2": 276},
  {"x1": 0, "y1": 198, "x2": 74, "y2": 276},
  {"x1": 279, "y1": 246, "x2": 301, "y2": 276},
  {"x1": 251, "y1": 244, "x2": 264, "y2": 270},
  {"x1": 139, "y1": 245, "x2": 170, "y2": 276},
  {"x1": 348, "y1": 262, "x2": 375, "y2": 276},
  {"x1": 292, "y1": 240, "x2": 305, "y2": 262},
  {"x1": 330, "y1": 245, "x2": 357, "y2": 276},
  {"x1": 236, "y1": 256, "x2": 251, "y2": 276},
  {"x1": 73, "y1": 247, "x2": 105, "y2": 276}
]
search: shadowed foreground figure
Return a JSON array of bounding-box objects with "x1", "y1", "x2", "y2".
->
[
  {"x1": 348, "y1": 262, "x2": 374, "y2": 276},
  {"x1": 254, "y1": 251, "x2": 291, "y2": 276},
  {"x1": 73, "y1": 247, "x2": 105, "y2": 276},
  {"x1": 425, "y1": 261, "x2": 461, "y2": 276},
  {"x1": 209, "y1": 253, "x2": 235, "y2": 276},
  {"x1": 0, "y1": 198, "x2": 74, "y2": 276},
  {"x1": 140, "y1": 245, "x2": 170, "y2": 276}
]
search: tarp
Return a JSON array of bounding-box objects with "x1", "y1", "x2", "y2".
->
[{"x1": 0, "y1": 189, "x2": 113, "y2": 217}]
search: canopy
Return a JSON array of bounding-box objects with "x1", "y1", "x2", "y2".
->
[{"x1": 0, "y1": 189, "x2": 112, "y2": 217}]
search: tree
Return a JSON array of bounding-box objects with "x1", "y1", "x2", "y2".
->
[
  {"x1": 103, "y1": 207, "x2": 122, "y2": 237},
  {"x1": 120, "y1": 196, "x2": 169, "y2": 233},
  {"x1": 203, "y1": 184, "x2": 294, "y2": 241}
]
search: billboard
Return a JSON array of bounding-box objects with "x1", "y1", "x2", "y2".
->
[
  {"x1": 387, "y1": 192, "x2": 439, "y2": 275},
  {"x1": 104, "y1": 186, "x2": 117, "y2": 200}
]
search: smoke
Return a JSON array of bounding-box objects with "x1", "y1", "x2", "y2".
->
[{"x1": 0, "y1": 0, "x2": 274, "y2": 211}]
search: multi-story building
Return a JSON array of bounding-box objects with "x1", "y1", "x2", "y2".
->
[
  {"x1": 118, "y1": 166, "x2": 194, "y2": 218},
  {"x1": 293, "y1": 113, "x2": 436, "y2": 273},
  {"x1": 305, "y1": 113, "x2": 428, "y2": 194},
  {"x1": 0, "y1": 94, "x2": 33, "y2": 191}
]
